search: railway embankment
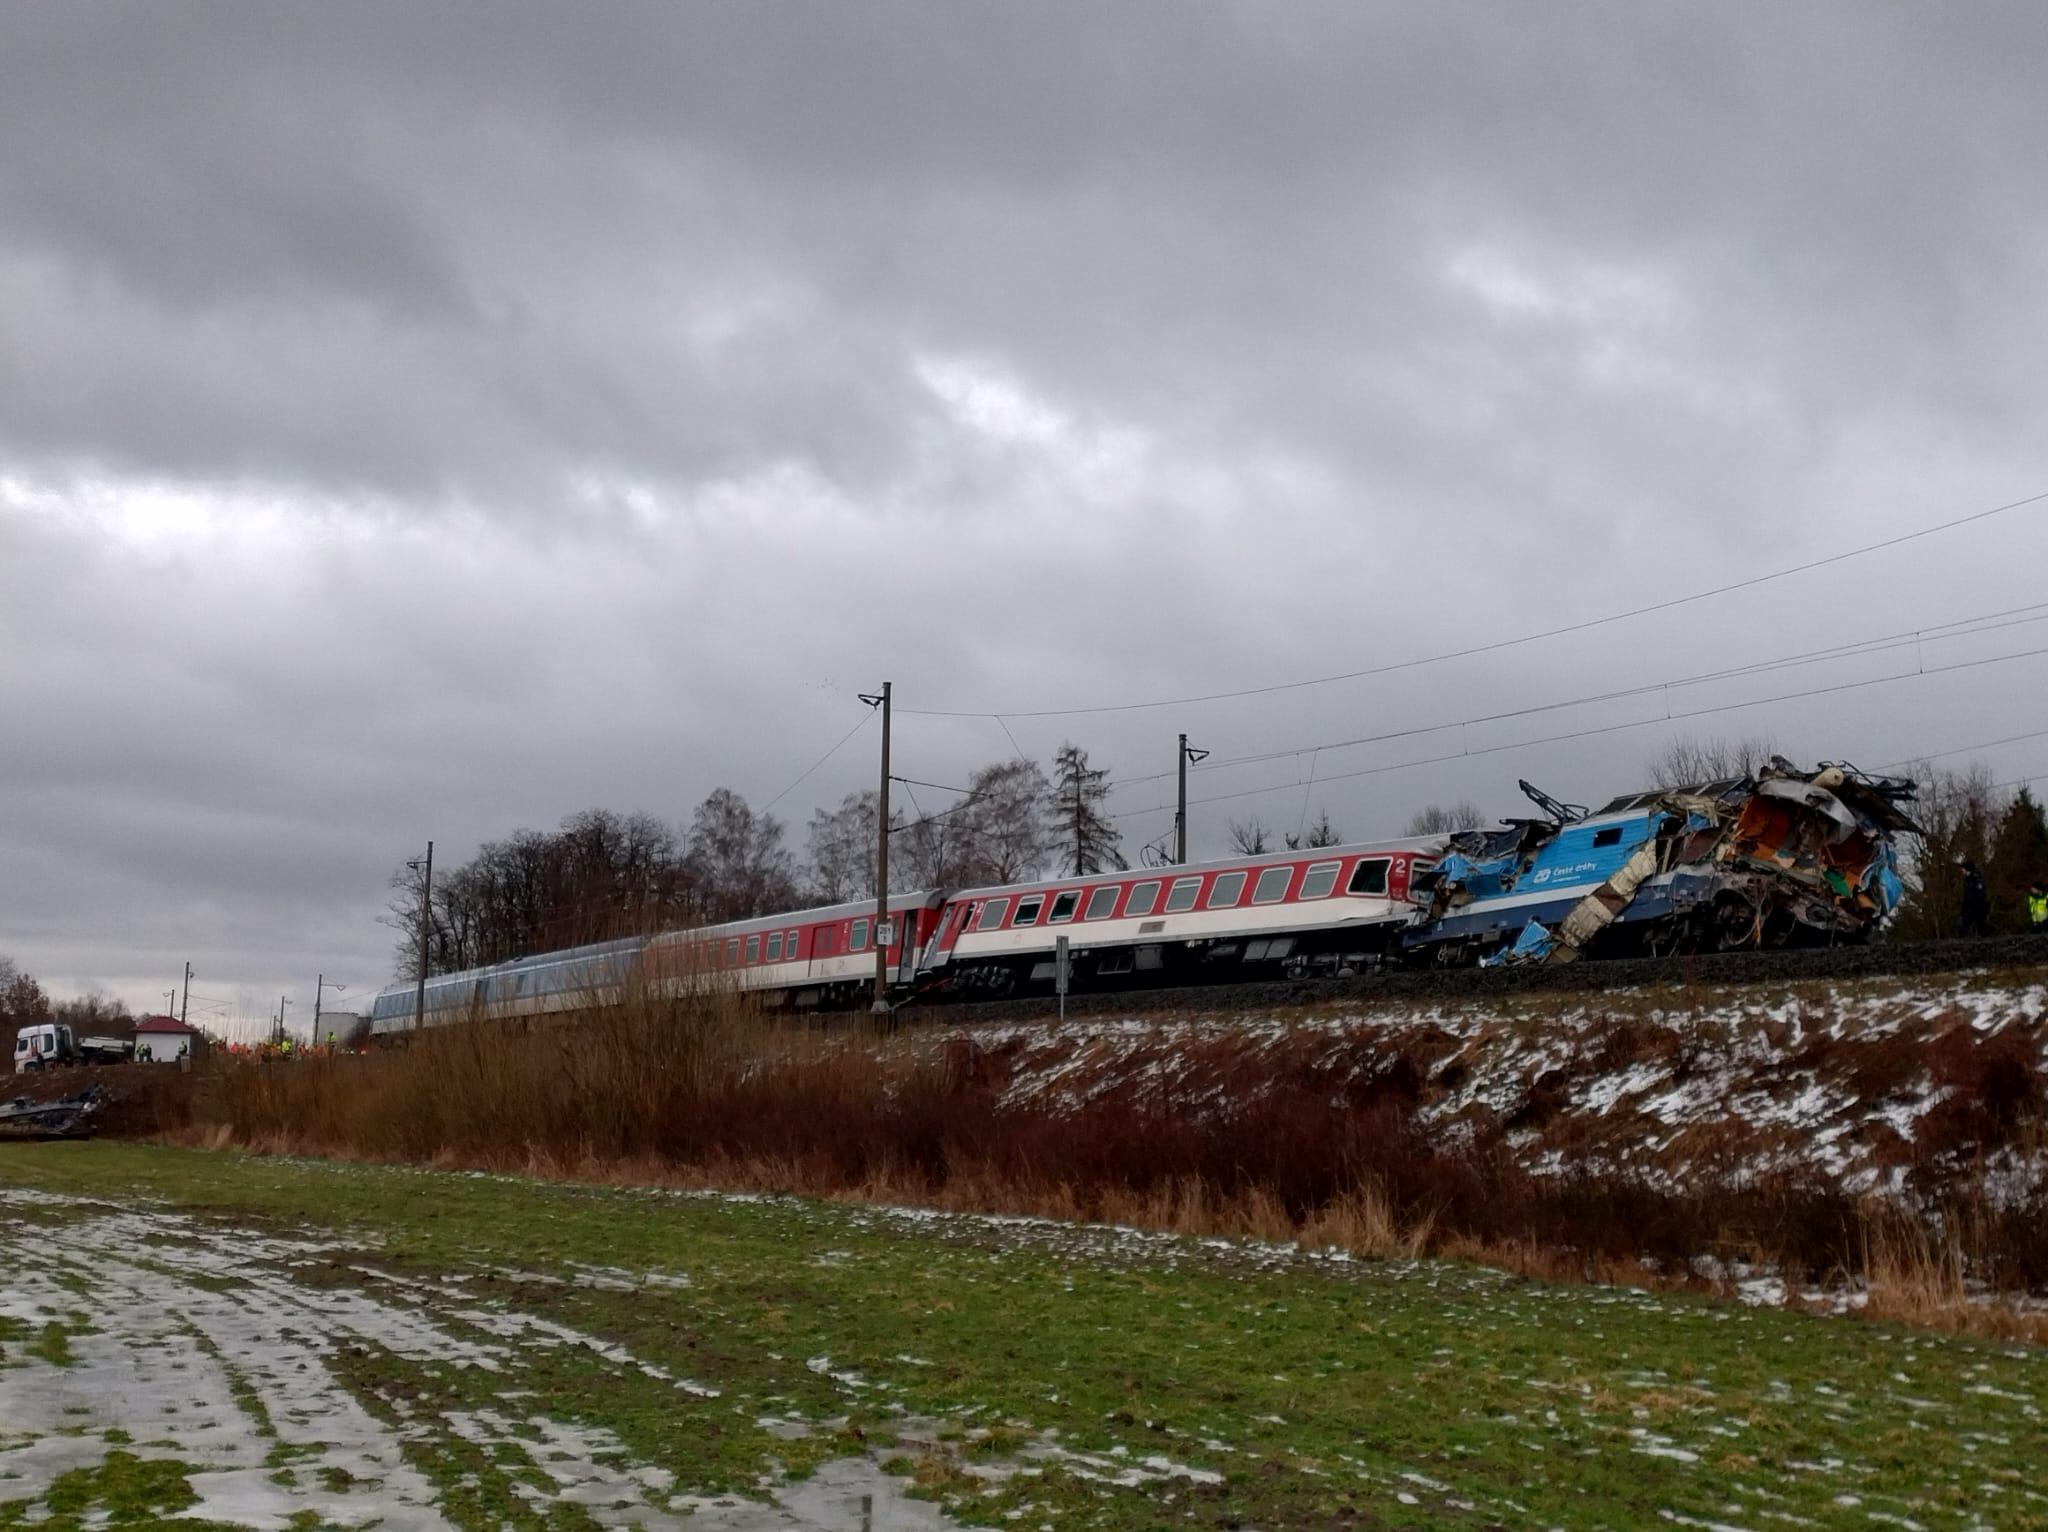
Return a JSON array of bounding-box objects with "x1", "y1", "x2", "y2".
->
[{"x1": 88, "y1": 961, "x2": 2048, "y2": 1336}]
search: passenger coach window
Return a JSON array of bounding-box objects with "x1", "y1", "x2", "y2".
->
[
  {"x1": 1047, "y1": 890, "x2": 1080, "y2": 923},
  {"x1": 851, "y1": 919, "x2": 869, "y2": 951},
  {"x1": 766, "y1": 933, "x2": 783, "y2": 961},
  {"x1": 1252, "y1": 866, "x2": 1292, "y2": 903},
  {"x1": 1164, "y1": 877, "x2": 1202, "y2": 913},
  {"x1": 745, "y1": 935, "x2": 761, "y2": 963},
  {"x1": 1207, "y1": 871, "x2": 1247, "y2": 908},
  {"x1": 1125, "y1": 881, "x2": 1160, "y2": 916},
  {"x1": 1300, "y1": 861, "x2": 1341, "y2": 900},
  {"x1": 1348, "y1": 859, "x2": 1389, "y2": 895},
  {"x1": 786, "y1": 928, "x2": 799, "y2": 954},
  {"x1": 976, "y1": 898, "x2": 1011, "y2": 932},
  {"x1": 1013, "y1": 895, "x2": 1044, "y2": 925},
  {"x1": 726, "y1": 938, "x2": 739, "y2": 965},
  {"x1": 1083, "y1": 886, "x2": 1120, "y2": 920}
]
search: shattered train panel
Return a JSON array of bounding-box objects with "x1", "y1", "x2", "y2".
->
[{"x1": 1405, "y1": 759, "x2": 1918, "y2": 963}]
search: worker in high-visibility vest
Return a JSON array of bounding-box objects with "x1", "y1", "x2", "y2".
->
[{"x1": 2029, "y1": 881, "x2": 2047, "y2": 930}]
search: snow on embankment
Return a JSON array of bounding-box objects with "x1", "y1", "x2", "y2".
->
[{"x1": 944, "y1": 972, "x2": 2048, "y2": 1206}]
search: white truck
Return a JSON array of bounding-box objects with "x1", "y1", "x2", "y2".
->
[{"x1": 12, "y1": 1023, "x2": 77, "y2": 1073}]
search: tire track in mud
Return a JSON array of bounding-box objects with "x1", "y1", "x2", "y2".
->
[{"x1": 0, "y1": 1191, "x2": 967, "y2": 1531}]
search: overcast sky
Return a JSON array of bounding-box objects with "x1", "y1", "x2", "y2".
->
[{"x1": 5, "y1": 3, "x2": 2048, "y2": 1036}]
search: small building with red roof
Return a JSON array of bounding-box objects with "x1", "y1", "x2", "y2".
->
[{"x1": 133, "y1": 1015, "x2": 200, "y2": 1064}]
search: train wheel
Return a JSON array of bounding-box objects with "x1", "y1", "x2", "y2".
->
[{"x1": 1712, "y1": 895, "x2": 1762, "y2": 951}]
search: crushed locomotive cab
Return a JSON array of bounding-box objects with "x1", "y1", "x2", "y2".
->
[{"x1": 1405, "y1": 759, "x2": 1917, "y2": 964}]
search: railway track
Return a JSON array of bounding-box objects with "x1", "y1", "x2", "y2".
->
[{"x1": 912, "y1": 932, "x2": 2048, "y2": 1027}]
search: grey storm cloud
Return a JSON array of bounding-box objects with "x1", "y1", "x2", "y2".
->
[{"x1": 5, "y1": 2, "x2": 2048, "y2": 1028}]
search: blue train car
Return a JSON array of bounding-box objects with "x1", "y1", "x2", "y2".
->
[
  {"x1": 368, "y1": 936, "x2": 649, "y2": 1035},
  {"x1": 1411, "y1": 804, "x2": 1668, "y2": 953},
  {"x1": 1405, "y1": 765, "x2": 1914, "y2": 964}
]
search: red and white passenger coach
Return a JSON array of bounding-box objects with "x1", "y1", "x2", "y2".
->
[{"x1": 918, "y1": 839, "x2": 1439, "y2": 996}]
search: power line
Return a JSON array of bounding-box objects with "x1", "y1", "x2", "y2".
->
[
  {"x1": 893, "y1": 774, "x2": 975, "y2": 795},
  {"x1": 993, "y1": 714, "x2": 1028, "y2": 760},
  {"x1": 761, "y1": 710, "x2": 875, "y2": 813},
  {"x1": 1108, "y1": 599, "x2": 2048, "y2": 791},
  {"x1": 1105, "y1": 639, "x2": 2048, "y2": 823},
  {"x1": 1880, "y1": 727, "x2": 2048, "y2": 772},
  {"x1": 900, "y1": 484, "x2": 2048, "y2": 721}
]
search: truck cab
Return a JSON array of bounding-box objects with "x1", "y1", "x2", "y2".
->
[{"x1": 13, "y1": 1023, "x2": 77, "y2": 1073}]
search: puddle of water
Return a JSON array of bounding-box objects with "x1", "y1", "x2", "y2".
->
[{"x1": 0, "y1": 1195, "x2": 980, "y2": 1531}]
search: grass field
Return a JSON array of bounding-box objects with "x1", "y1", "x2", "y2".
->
[{"x1": 1, "y1": 1144, "x2": 2043, "y2": 1530}]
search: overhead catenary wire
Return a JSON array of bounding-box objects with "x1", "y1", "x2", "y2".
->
[
  {"x1": 897, "y1": 484, "x2": 2048, "y2": 721},
  {"x1": 1878, "y1": 727, "x2": 2048, "y2": 773},
  {"x1": 761, "y1": 710, "x2": 875, "y2": 813},
  {"x1": 1104, "y1": 639, "x2": 2048, "y2": 824},
  {"x1": 1103, "y1": 599, "x2": 2048, "y2": 792}
]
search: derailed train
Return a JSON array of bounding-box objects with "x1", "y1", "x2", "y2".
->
[{"x1": 368, "y1": 758, "x2": 1918, "y2": 1032}]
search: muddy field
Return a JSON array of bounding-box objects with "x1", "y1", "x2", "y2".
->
[
  {"x1": 4, "y1": 1144, "x2": 2047, "y2": 1530},
  {"x1": 0, "y1": 1182, "x2": 965, "y2": 1531}
]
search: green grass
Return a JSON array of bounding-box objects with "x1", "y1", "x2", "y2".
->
[
  {"x1": 1, "y1": 1142, "x2": 2045, "y2": 1529},
  {"x1": 0, "y1": 1450, "x2": 236, "y2": 1531}
]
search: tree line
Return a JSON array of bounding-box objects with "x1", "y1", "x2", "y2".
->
[
  {"x1": 385, "y1": 742, "x2": 1124, "y2": 977},
  {"x1": 0, "y1": 958, "x2": 139, "y2": 1033}
]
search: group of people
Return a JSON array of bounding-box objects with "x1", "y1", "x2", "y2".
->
[
  {"x1": 214, "y1": 1034, "x2": 360, "y2": 1062},
  {"x1": 1953, "y1": 859, "x2": 2048, "y2": 938}
]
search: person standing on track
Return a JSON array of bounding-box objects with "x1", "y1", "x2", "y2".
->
[
  {"x1": 1957, "y1": 858, "x2": 1992, "y2": 938},
  {"x1": 2028, "y1": 880, "x2": 2047, "y2": 931}
]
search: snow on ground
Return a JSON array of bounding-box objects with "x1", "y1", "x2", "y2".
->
[
  {"x1": 938, "y1": 973, "x2": 2048, "y2": 1203},
  {"x1": 0, "y1": 1190, "x2": 968, "y2": 1531}
]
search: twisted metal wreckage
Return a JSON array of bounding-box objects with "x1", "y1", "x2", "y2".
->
[
  {"x1": 1408, "y1": 759, "x2": 1920, "y2": 965},
  {"x1": 0, "y1": 1087, "x2": 104, "y2": 1141}
]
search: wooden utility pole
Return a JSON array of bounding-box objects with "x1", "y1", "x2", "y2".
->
[
  {"x1": 411, "y1": 840, "x2": 434, "y2": 1031},
  {"x1": 870, "y1": 683, "x2": 892, "y2": 1014},
  {"x1": 180, "y1": 962, "x2": 192, "y2": 1025}
]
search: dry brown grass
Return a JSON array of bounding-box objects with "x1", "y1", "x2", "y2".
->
[
  {"x1": 146, "y1": 982, "x2": 2048, "y2": 1344},
  {"x1": 1859, "y1": 1200, "x2": 2048, "y2": 1345}
]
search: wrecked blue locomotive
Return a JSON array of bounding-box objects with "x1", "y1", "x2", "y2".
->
[{"x1": 1404, "y1": 759, "x2": 1918, "y2": 965}]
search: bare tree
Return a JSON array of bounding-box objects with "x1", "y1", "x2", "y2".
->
[
  {"x1": 1647, "y1": 734, "x2": 1782, "y2": 790},
  {"x1": 49, "y1": 988, "x2": 131, "y2": 1033},
  {"x1": 896, "y1": 799, "x2": 974, "y2": 888},
  {"x1": 1227, "y1": 818, "x2": 1271, "y2": 855},
  {"x1": 957, "y1": 758, "x2": 1055, "y2": 883},
  {"x1": 1403, "y1": 800, "x2": 1485, "y2": 836},
  {"x1": 383, "y1": 807, "x2": 700, "y2": 976},
  {"x1": 1050, "y1": 742, "x2": 1124, "y2": 875},
  {"x1": 806, "y1": 790, "x2": 904, "y2": 903},
  {"x1": 687, "y1": 788, "x2": 800, "y2": 921},
  {"x1": 0, "y1": 957, "x2": 49, "y2": 1029}
]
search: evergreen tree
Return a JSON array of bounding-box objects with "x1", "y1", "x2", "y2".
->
[
  {"x1": 1050, "y1": 742, "x2": 1124, "y2": 875},
  {"x1": 1889, "y1": 763, "x2": 1997, "y2": 942},
  {"x1": 1286, "y1": 809, "x2": 1342, "y2": 850},
  {"x1": 1987, "y1": 786, "x2": 2048, "y2": 932}
]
